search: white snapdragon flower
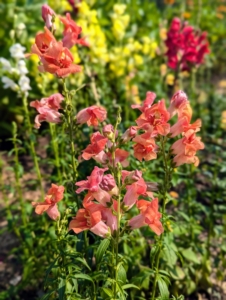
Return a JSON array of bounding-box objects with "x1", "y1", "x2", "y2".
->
[
  {"x1": 9, "y1": 43, "x2": 26, "y2": 59},
  {"x1": 2, "y1": 76, "x2": 18, "y2": 91},
  {"x1": 17, "y1": 60, "x2": 28, "y2": 75},
  {"x1": 0, "y1": 58, "x2": 12, "y2": 72},
  {"x1": 18, "y1": 75, "x2": 31, "y2": 94}
]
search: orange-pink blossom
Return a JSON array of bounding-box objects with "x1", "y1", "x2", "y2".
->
[
  {"x1": 129, "y1": 198, "x2": 164, "y2": 235},
  {"x1": 76, "y1": 105, "x2": 107, "y2": 126},
  {"x1": 32, "y1": 184, "x2": 64, "y2": 220}
]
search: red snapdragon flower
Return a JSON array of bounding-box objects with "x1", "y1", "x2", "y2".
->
[
  {"x1": 32, "y1": 184, "x2": 64, "y2": 220},
  {"x1": 129, "y1": 198, "x2": 164, "y2": 235},
  {"x1": 59, "y1": 13, "x2": 89, "y2": 49},
  {"x1": 165, "y1": 17, "x2": 210, "y2": 71}
]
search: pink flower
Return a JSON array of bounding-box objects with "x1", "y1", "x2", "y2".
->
[
  {"x1": 76, "y1": 105, "x2": 107, "y2": 126},
  {"x1": 135, "y1": 100, "x2": 170, "y2": 136},
  {"x1": 133, "y1": 135, "x2": 158, "y2": 161},
  {"x1": 82, "y1": 132, "x2": 108, "y2": 160},
  {"x1": 123, "y1": 176, "x2": 148, "y2": 210},
  {"x1": 170, "y1": 117, "x2": 201, "y2": 137},
  {"x1": 32, "y1": 184, "x2": 64, "y2": 220},
  {"x1": 69, "y1": 203, "x2": 110, "y2": 237},
  {"x1": 75, "y1": 166, "x2": 116, "y2": 205},
  {"x1": 131, "y1": 91, "x2": 156, "y2": 112},
  {"x1": 129, "y1": 198, "x2": 164, "y2": 235},
  {"x1": 168, "y1": 90, "x2": 189, "y2": 117},
  {"x1": 30, "y1": 27, "x2": 56, "y2": 57},
  {"x1": 59, "y1": 13, "x2": 89, "y2": 49},
  {"x1": 171, "y1": 129, "x2": 204, "y2": 166},
  {"x1": 41, "y1": 5, "x2": 55, "y2": 29},
  {"x1": 106, "y1": 148, "x2": 130, "y2": 168},
  {"x1": 30, "y1": 93, "x2": 64, "y2": 128},
  {"x1": 121, "y1": 126, "x2": 137, "y2": 143},
  {"x1": 38, "y1": 41, "x2": 81, "y2": 77}
]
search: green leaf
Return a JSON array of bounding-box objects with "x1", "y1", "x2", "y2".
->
[
  {"x1": 102, "y1": 287, "x2": 113, "y2": 297},
  {"x1": 96, "y1": 238, "x2": 110, "y2": 265},
  {"x1": 117, "y1": 264, "x2": 127, "y2": 284},
  {"x1": 157, "y1": 277, "x2": 170, "y2": 300},
  {"x1": 182, "y1": 248, "x2": 200, "y2": 264},
  {"x1": 72, "y1": 274, "x2": 93, "y2": 283},
  {"x1": 58, "y1": 277, "x2": 66, "y2": 300},
  {"x1": 122, "y1": 284, "x2": 140, "y2": 290},
  {"x1": 75, "y1": 257, "x2": 91, "y2": 271}
]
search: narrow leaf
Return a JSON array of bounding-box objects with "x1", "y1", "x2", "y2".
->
[{"x1": 96, "y1": 238, "x2": 110, "y2": 265}]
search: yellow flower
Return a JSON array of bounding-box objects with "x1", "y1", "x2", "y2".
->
[
  {"x1": 221, "y1": 111, "x2": 226, "y2": 130},
  {"x1": 160, "y1": 28, "x2": 167, "y2": 41},
  {"x1": 134, "y1": 54, "x2": 143, "y2": 66},
  {"x1": 160, "y1": 64, "x2": 167, "y2": 77},
  {"x1": 166, "y1": 221, "x2": 173, "y2": 232},
  {"x1": 183, "y1": 11, "x2": 191, "y2": 19},
  {"x1": 169, "y1": 191, "x2": 179, "y2": 198},
  {"x1": 113, "y1": 4, "x2": 127, "y2": 15},
  {"x1": 166, "y1": 74, "x2": 175, "y2": 86}
]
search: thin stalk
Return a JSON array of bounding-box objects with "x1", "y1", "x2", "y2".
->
[
  {"x1": 85, "y1": 65, "x2": 100, "y2": 106},
  {"x1": 62, "y1": 79, "x2": 78, "y2": 182},
  {"x1": 151, "y1": 136, "x2": 172, "y2": 300},
  {"x1": 22, "y1": 95, "x2": 44, "y2": 198},
  {"x1": 49, "y1": 123, "x2": 62, "y2": 182},
  {"x1": 12, "y1": 122, "x2": 27, "y2": 226},
  {"x1": 0, "y1": 156, "x2": 13, "y2": 221}
]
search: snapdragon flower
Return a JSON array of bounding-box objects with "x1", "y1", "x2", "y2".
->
[{"x1": 9, "y1": 43, "x2": 26, "y2": 59}]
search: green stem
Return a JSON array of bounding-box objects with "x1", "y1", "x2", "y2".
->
[
  {"x1": 151, "y1": 136, "x2": 172, "y2": 300},
  {"x1": 63, "y1": 79, "x2": 78, "y2": 182},
  {"x1": 22, "y1": 95, "x2": 44, "y2": 199},
  {"x1": 49, "y1": 123, "x2": 62, "y2": 182},
  {"x1": 12, "y1": 122, "x2": 27, "y2": 226}
]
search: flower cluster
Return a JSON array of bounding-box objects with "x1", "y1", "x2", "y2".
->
[
  {"x1": 30, "y1": 93, "x2": 64, "y2": 129},
  {"x1": 0, "y1": 44, "x2": 31, "y2": 96},
  {"x1": 165, "y1": 17, "x2": 210, "y2": 71},
  {"x1": 68, "y1": 104, "x2": 164, "y2": 238},
  {"x1": 126, "y1": 90, "x2": 204, "y2": 166},
  {"x1": 29, "y1": 5, "x2": 88, "y2": 78}
]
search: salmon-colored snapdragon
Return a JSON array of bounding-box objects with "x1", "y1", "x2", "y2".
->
[
  {"x1": 30, "y1": 93, "x2": 64, "y2": 129},
  {"x1": 32, "y1": 184, "x2": 64, "y2": 220}
]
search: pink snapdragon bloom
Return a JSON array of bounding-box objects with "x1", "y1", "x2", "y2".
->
[
  {"x1": 170, "y1": 117, "x2": 201, "y2": 137},
  {"x1": 106, "y1": 148, "x2": 130, "y2": 168},
  {"x1": 82, "y1": 132, "x2": 108, "y2": 160},
  {"x1": 41, "y1": 5, "x2": 56, "y2": 29},
  {"x1": 123, "y1": 170, "x2": 152, "y2": 210},
  {"x1": 30, "y1": 27, "x2": 56, "y2": 57},
  {"x1": 129, "y1": 198, "x2": 164, "y2": 235},
  {"x1": 165, "y1": 17, "x2": 210, "y2": 71},
  {"x1": 76, "y1": 105, "x2": 107, "y2": 126},
  {"x1": 32, "y1": 184, "x2": 64, "y2": 220},
  {"x1": 131, "y1": 91, "x2": 156, "y2": 112},
  {"x1": 168, "y1": 90, "x2": 189, "y2": 118},
  {"x1": 171, "y1": 129, "x2": 205, "y2": 166},
  {"x1": 135, "y1": 100, "x2": 170, "y2": 136},
  {"x1": 69, "y1": 203, "x2": 110, "y2": 237},
  {"x1": 38, "y1": 41, "x2": 81, "y2": 78},
  {"x1": 121, "y1": 126, "x2": 137, "y2": 143},
  {"x1": 59, "y1": 13, "x2": 89, "y2": 49},
  {"x1": 75, "y1": 166, "x2": 116, "y2": 205},
  {"x1": 30, "y1": 93, "x2": 64, "y2": 129},
  {"x1": 133, "y1": 135, "x2": 158, "y2": 161}
]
